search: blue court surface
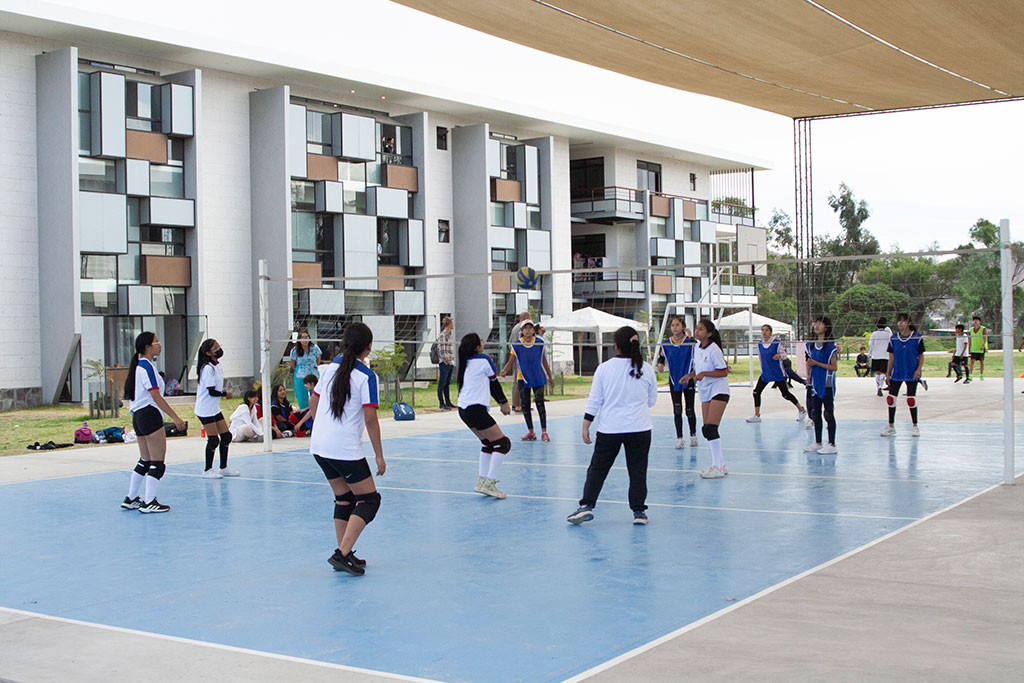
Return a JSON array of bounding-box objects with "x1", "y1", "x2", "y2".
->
[{"x1": 1, "y1": 416, "x2": 1018, "y2": 682}]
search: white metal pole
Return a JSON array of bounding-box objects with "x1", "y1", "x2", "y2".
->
[
  {"x1": 259, "y1": 259, "x2": 272, "y2": 453},
  {"x1": 748, "y1": 306, "x2": 754, "y2": 388},
  {"x1": 999, "y1": 220, "x2": 1014, "y2": 485}
]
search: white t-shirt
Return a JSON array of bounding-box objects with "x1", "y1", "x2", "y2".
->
[
  {"x1": 954, "y1": 335, "x2": 969, "y2": 357},
  {"x1": 228, "y1": 403, "x2": 263, "y2": 438},
  {"x1": 457, "y1": 354, "x2": 499, "y2": 409},
  {"x1": 868, "y1": 328, "x2": 893, "y2": 360},
  {"x1": 310, "y1": 360, "x2": 379, "y2": 461},
  {"x1": 584, "y1": 357, "x2": 658, "y2": 434},
  {"x1": 693, "y1": 342, "x2": 730, "y2": 402},
  {"x1": 130, "y1": 357, "x2": 165, "y2": 415},
  {"x1": 194, "y1": 362, "x2": 224, "y2": 418}
]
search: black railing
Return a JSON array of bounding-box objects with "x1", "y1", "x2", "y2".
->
[{"x1": 570, "y1": 186, "x2": 643, "y2": 214}]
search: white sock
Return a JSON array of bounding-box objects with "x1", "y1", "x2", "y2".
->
[
  {"x1": 144, "y1": 475, "x2": 161, "y2": 503},
  {"x1": 128, "y1": 471, "x2": 144, "y2": 499},
  {"x1": 487, "y1": 452, "x2": 505, "y2": 479},
  {"x1": 876, "y1": 374, "x2": 883, "y2": 389},
  {"x1": 709, "y1": 439, "x2": 724, "y2": 469},
  {"x1": 478, "y1": 451, "x2": 492, "y2": 478}
]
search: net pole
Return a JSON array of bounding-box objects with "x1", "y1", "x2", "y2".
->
[
  {"x1": 1000, "y1": 220, "x2": 1015, "y2": 485},
  {"x1": 259, "y1": 259, "x2": 272, "y2": 453},
  {"x1": 748, "y1": 315, "x2": 753, "y2": 388}
]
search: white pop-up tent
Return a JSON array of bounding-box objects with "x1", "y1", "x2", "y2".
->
[
  {"x1": 541, "y1": 306, "x2": 642, "y2": 369},
  {"x1": 716, "y1": 311, "x2": 793, "y2": 338}
]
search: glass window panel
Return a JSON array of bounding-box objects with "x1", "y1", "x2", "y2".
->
[
  {"x1": 306, "y1": 111, "x2": 332, "y2": 145},
  {"x1": 293, "y1": 252, "x2": 315, "y2": 263},
  {"x1": 291, "y1": 180, "x2": 315, "y2": 211},
  {"x1": 150, "y1": 165, "x2": 184, "y2": 198},
  {"x1": 527, "y1": 206, "x2": 541, "y2": 230},
  {"x1": 126, "y1": 82, "x2": 153, "y2": 120},
  {"x1": 79, "y1": 157, "x2": 117, "y2": 192},
  {"x1": 490, "y1": 202, "x2": 506, "y2": 227},
  {"x1": 397, "y1": 126, "x2": 412, "y2": 156},
  {"x1": 366, "y1": 160, "x2": 382, "y2": 186},
  {"x1": 81, "y1": 254, "x2": 117, "y2": 280},
  {"x1": 315, "y1": 214, "x2": 333, "y2": 252},
  {"x1": 696, "y1": 203, "x2": 709, "y2": 220},
  {"x1": 77, "y1": 72, "x2": 91, "y2": 111},
  {"x1": 292, "y1": 212, "x2": 316, "y2": 251},
  {"x1": 377, "y1": 219, "x2": 400, "y2": 266},
  {"x1": 127, "y1": 199, "x2": 141, "y2": 241},
  {"x1": 339, "y1": 162, "x2": 366, "y2": 214},
  {"x1": 151, "y1": 287, "x2": 185, "y2": 315},
  {"x1": 78, "y1": 112, "x2": 91, "y2": 155},
  {"x1": 140, "y1": 243, "x2": 166, "y2": 255},
  {"x1": 118, "y1": 244, "x2": 141, "y2": 285},
  {"x1": 81, "y1": 279, "x2": 118, "y2": 315},
  {"x1": 126, "y1": 119, "x2": 153, "y2": 132},
  {"x1": 649, "y1": 216, "x2": 667, "y2": 238},
  {"x1": 167, "y1": 138, "x2": 184, "y2": 166}
]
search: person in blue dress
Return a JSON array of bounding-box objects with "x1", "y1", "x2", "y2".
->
[
  {"x1": 656, "y1": 316, "x2": 698, "y2": 448},
  {"x1": 804, "y1": 316, "x2": 838, "y2": 455},
  {"x1": 289, "y1": 329, "x2": 322, "y2": 411},
  {"x1": 746, "y1": 324, "x2": 806, "y2": 424},
  {"x1": 881, "y1": 313, "x2": 925, "y2": 438}
]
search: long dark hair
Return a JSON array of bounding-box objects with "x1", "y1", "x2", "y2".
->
[
  {"x1": 124, "y1": 331, "x2": 156, "y2": 400},
  {"x1": 294, "y1": 329, "x2": 311, "y2": 357},
  {"x1": 196, "y1": 338, "x2": 217, "y2": 379},
  {"x1": 814, "y1": 315, "x2": 834, "y2": 341},
  {"x1": 613, "y1": 326, "x2": 644, "y2": 378},
  {"x1": 270, "y1": 383, "x2": 290, "y2": 410},
  {"x1": 456, "y1": 333, "x2": 482, "y2": 390},
  {"x1": 667, "y1": 315, "x2": 685, "y2": 339},
  {"x1": 697, "y1": 319, "x2": 723, "y2": 349},
  {"x1": 329, "y1": 322, "x2": 373, "y2": 420}
]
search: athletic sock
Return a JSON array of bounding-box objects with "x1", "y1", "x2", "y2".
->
[
  {"x1": 128, "y1": 464, "x2": 147, "y2": 499},
  {"x1": 478, "y1": 450, "x2": 492, "y2": 478},
  {"x1": 144, "y1": 474, "x2": 161, "y2": 503},
  {"x1": 205, "y1": 439, "x2": 216, "y2": 471},
  {"x1": 709, "y1": 439, "x2": 724, "y2": 469},
  {"x1": 487, "y1": 452, "x2": 505, "y2": 479},
  {"x1": 219, "y1": 440, "x2": 230, "y2": 469}
]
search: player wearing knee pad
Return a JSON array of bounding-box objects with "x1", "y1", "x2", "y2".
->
[
  {"x1": 692, "y1": 319, "x2": 731, "y2": 479},
  {"x1": 457, "y1": 332, "x2": 512, "y2": 499},
  {"x1": 196, "y1": 339, "x2": 238, "y2": 478},
  {"x1": 882, "y1": 314, "x2": 924, "y2": 437}
]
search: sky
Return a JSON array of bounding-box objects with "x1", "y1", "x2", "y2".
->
[{"x1": 31, "y1": 0, "x2": 1022, "y2": 250}]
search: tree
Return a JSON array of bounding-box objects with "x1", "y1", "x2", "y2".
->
[
  {"x1": 948, "y1": 218, "x2": 1024, "y2": 339},
  {"x1": 766, "y1": 208, "x2": 794, "y2": 255},
  {"x1": 810, "y1": 184, "x2": 880, "y2": 308},
  {"x1": 859, "y1": 257, "x2": 952, "y2": 325},
  {"x1": 755, "y1": 208, "x2": 797, "y2": 325},
  {"x1": 829, "y1": 283, "x2": 912, "y2": 338}
]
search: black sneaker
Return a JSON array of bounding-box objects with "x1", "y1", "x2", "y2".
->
[
  {"x1": 567, "y1": 505, "x2": 594, "y2": 525},
  {"x1": 139, "y1": 499, "x2": 170, "y2": 513},
  {"x1": 332, "y1": 548, "x2": 367, "y2": 567},
  {"x1": 120, "y1": 496, "x2": 141, "y2": 510},
  {"x1": 877, "y1": 388, "x2": 882, "y2": 397},
  {"x1": 328, "y1": 550, "x2": 365, "y2": 575},
  {"x1": 633, "y1": 510, "x2": 649, "y2": 525}
]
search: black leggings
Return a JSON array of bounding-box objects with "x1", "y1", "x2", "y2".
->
[
  {"x1": 670, "y1": 388, "x2": 697, "y2": 438},
  {"x1": 888, "y1": 380, "x2": 919, "y2": 425},
  {"x1": 752, "y1": 377, "x2": 801, "y2": 409},
  {"x1": 580, "y1": 430, "x2": 651, "y2": 512},
  {"x1": 807, "y1": 387, "x2": 836, "y2": 445},
  {"x1": 519, "y1": 381, "x2": 547, "y2": 431}
]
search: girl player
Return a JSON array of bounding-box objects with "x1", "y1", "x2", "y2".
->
[
  {"x1": 690, "y1": 319, "x2": 731, "y2": 479},
  {"x1": 120, "y1": 332, "x2": 186, "y2": 513},
  {"x1": 804, "y1": 316, "x2": 839, "y2": 454},
  {"x1": 457, "y1": 333, "x2": 512, "y2": 498},
  {"x1": 195, "y1": 338, "x2": 238, "y2": 479},
  {"x1": 499, "y1": 320, "x2": 554, "y2": 441},
  {"x1": 656, "y1": 316, "x2": 698, "y2": 448},
  {"x1": 746, "y1": 324, "x2": 806, "y2": 423},
  {"x1": 881, "y1": 313, "x2": 925, "y2": 437},
  {"x1": 307, "y1": 322, "x2": 386, "y2": 576}
]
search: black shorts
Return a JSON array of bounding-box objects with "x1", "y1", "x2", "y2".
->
[
  {"x1": 197, "y1": 412, "x2": 225, "y2": 425},
  {"x1": 132, "y1": 405, "x2": 164, "y2": 437},
  {"x1": 951, "y1": 355, "x2": 966, "y2": 364},
  {"x1": 313, "y1": 454, "x2": 372, "y2": 484},
  {"x1": 870, "y1": 359, "x2": 888, "y2": 373},
  {"x1": 458, "y1": 404, "x2": 496, "y2": 431},
  {"x1": 711, "y1": 394, "x2": 730, "y2": 404},
  {"x1": 970, "y1": 352, "x2": 985, "y2": 361}
]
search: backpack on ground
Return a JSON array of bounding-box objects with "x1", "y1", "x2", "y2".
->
[
  {"x1": 98, "y1": 426, "x2": 125, "y2": 443},
  {"x1": 74, "y1": 421, "x2": 93, "y2": 444},
  {"x1": 392, "y1": 402, "x2": 415, "y2": 421},
  {"x1": 429, "y1": 341, "x2": 440, "y2": 365}
]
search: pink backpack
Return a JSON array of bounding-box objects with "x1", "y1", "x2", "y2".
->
[{"x1": 74, "y1": 421, "x2": 93, "y2": 444}]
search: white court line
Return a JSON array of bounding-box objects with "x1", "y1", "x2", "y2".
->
[
  {"x1": 174, "y1": 473, "x2": 918, "y2": 521},
  {"x1": 561, "y1": 477, "x2": 1015, "y2": 683},
  {"x1": 0, "y1": 606, "x2": 440, "y2": 683}
]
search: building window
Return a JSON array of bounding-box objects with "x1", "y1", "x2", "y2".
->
[
  {"x1": 649, "y1": 216, "x2": 668, "y2": 238},
  {"x1": 77, "y1": 72, "x2": 91, "y2": 155},
  {"x1": 637, "y1": 160, "x2": 662, "y2": 193},
  {"x1": 489, "y1": 202, "x2": 510, "y2": 227},
  {"x1": 151, "y1": 287, "x2": 186, "y2": 315},
  {"x1": 306, "y1": 110, "x2": 333, "y2": 155},
  {"x1": 438, "y1": 219, "x2": 450, "y2": 243},
  {"x1": 79, "y1": 157, "x2": 117, "y2": 192},
  {"x1": 700, "y1": 243, "x2": 712, "y2": 277},
  {"x1": 527, "y1": 205, "x2": 541, "y2": 230},
  {"x1": 378, "y1": 123, "x2": 413, "y2": 166},
  {"x1": 126, "y1": 80, "x2": 160, "y2": 132},
  {"x1": 377, "y1": 218, "x2": 401, "y2": 266},
  {"x1": 569, "y1": 157, "x2": 604, "y2": 195},
  {"x1": 80, "y1": 254, "x2": 118, "y2": 315},
  {"x1": 689, "y1": 173, "x2": 697, "y2": 191},
  {"x1": 338, "y1": 161, "x2": 367, "y2": 214},
  {"x1": 292, "y1": 213, "x2": 335, "y2": 279},
  {"x1": 150, "y1": 165, "x2": 184, "y2": 198},
  {"x1": 436, "y1": 126, "x2": 448, "y2": 150},
  {"x1": 491, "y1": 247, "x2": 517, "y2": 272}
]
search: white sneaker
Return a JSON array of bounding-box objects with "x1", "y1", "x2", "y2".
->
[
  {"x1": 804, "y1": 443, "x2": 822, "y2": 452},
  {"x1": 481, "y1": 477, "x2": 506, "y2": 499},
  {"x1": 219, "y1": 468, "x2": 240, "y2": 477},
  {"x1": 282, "y1": 430, "x2": 294, "y2": 438},
  {"x1": 699, "y1": 465, "x2": 726, "y2": 479},
  {"x1": 690, "y1": 435, "x2": 699, "y2": 447},
  {"x1": 797, "y1": 409, "x2": 807, "y2": 422},
  {"x1": 880, "y1": 426, "x2": 896, "y2": 437},
  {"x1": 818, "y1": 444, "x2": 838, "y2": 455},
  {"x1": 201, "y1": 469, "x2": 222, "y2": 479},
  {"x1": 745, "y1": 415, "x2": 761, "y2": 423},
  {"x1": 675, "y1": 438, "x2": 686, "y2": 449},
  {"x1": 474, "y1": 476, "x2": 485, "y2": 493},
  {"x1": 912, "y1": 425, "x2": 921, "y2": 437},
  {"x1": 805, "y1": 419, "x2": 814, "y2": 430}
]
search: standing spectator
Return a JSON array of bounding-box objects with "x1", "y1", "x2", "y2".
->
[
  {"x1": 868, "y1": 318, "x2": 893, "y2": 396},
  {"x1": 948, "y1": 324, "x2": 970, "y2": 383},
  {"x1": 854, "y1": 346, "x2": 870, "y2": 377},
  {"x1": 437, "y1": 316, "x2": 455, "y2": 410},
  {"x1": 968, "y1": 316, "x2": 988, "y2": 380},
  {"x1": 289, "y1": 330, "x2": 322, "y2": 411}
]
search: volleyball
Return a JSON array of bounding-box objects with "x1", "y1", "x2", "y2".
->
[{"x1": 515, "y1": 266, "x2": 538, "y2": 289}]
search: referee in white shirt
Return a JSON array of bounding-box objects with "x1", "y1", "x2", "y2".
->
[{"x1": 567, "y1": 326, "x2": 659, "y2": 526}]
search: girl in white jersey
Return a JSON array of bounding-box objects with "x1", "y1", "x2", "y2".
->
[
  {"x1": 307, "y1": 323, "x2": 386, "y2": 576},
  {"x1": 194, "y1": 338, "x2": 238, "y2": 479},
  {"x1": 688, "y1": 319, "x2": 731, "y2": 479},
  {"x1": 457, "y1": 333, "x2": 512, "y2": 499},
  {"x1": 120, "y1": 332, "x2": 186, "y2": 513}
]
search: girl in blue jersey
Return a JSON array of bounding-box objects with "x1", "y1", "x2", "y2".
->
[
  {"x1": 120, "y1": 332, "x2": 186, "y2": 513},
  {"x1": 499, "y1": 320, "x2": 555, "y2": 441},
  {"x1": 457, "y1": 333, "x2": 512, "y2": 498},
  {"x1": 804, "y1": 316, "x2": 839, "y2": 454},
  {"x1": 881, "y1": 313, "x2": 925, "y2": 437},
  {"x1": 656, "y1": 316, "x2": 698, "y2": 448},
  {"x1": 746, "y1": 324, "x2": 806, "y2": 423}
]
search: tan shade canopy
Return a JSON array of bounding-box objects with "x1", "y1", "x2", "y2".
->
[{"x1": 394, "y1": 0, "x2": 1022, "y2": 118}]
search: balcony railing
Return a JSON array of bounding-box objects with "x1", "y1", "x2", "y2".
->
[
  {"x1": 572, "y1": 264, "x2": 646, "y2": 297},
  {"x1": 570, "y1": 186, "x2": 644, "y2": 220},
  {"x1": 710, "y1": 200, "x2": 755, "y2": 226}
]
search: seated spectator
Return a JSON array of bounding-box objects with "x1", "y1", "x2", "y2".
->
[
  {"x1": 267, "y1": 384, "x2": 295, "y2": 438},
  {"x1": 229, "y1": 390, "x2": 264, "y2": 442},
  {"x1": 854, "y1": 345, "x2": 870, "y2": 377},
  {"x1": 286, "y1": 375, "x2": 318, "y2": 437}
]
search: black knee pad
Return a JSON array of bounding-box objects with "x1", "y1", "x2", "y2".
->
[
  {"x1": 353, "y1": 491, "x2": 381, "y2": 524},
  {"x1": 334, "y1": 492, "x2": 355, "y2": 520},
  {"x1": 147, "y1": 461, "x2": 166, "y2": 479},
  {"x1": 701, "y1": 424, "x2": 720, "y2": 441},
  {"x1": 479, "y1": 439, "x2": 495, "y2": 454},
  {"x1": 206, "y1": 433, "x2": 220, "y2": 450},
  {"x1": 133, "y1": 459, "x2": 149, "y2": 475},
  {"x1": 491, "y1": 436, "x2": 511, "y2": 454},
  {"x1": 219, "y1": 431, "x2": 232, "y2": 447}
]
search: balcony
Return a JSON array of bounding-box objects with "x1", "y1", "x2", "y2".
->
[
  {"x1": 570, "y1": 186, "x2": 644, "y2": 223},
  {"x1": 710, "y1": 199, "x2": 755, "y2": 226},
  {"x1": 572, "y1": 262, "x2": 646, "y2": 300}
]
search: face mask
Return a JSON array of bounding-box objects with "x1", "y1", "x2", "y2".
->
[{"x1": 214, "y1": 348, "x2": 224, "y2": 359}]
